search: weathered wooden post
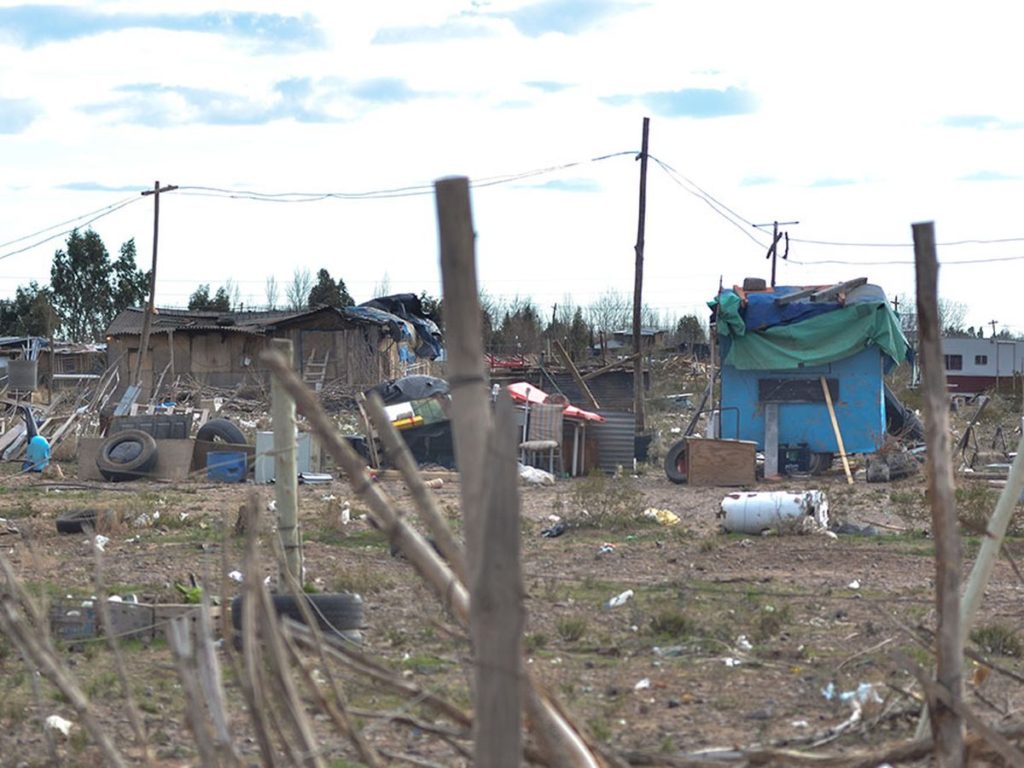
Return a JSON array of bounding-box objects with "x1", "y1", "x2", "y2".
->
[
  {"x1": 270, "y1": 338, "x2": 302, "y2": 583},
  {"x1": 434, "y1": 175, "x2": 523, "y2": 766},
  {"x1": 912, "y1": 221, "x2": 964, "y2": 767}
]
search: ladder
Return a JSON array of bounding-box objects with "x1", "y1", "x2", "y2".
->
[{"x1": 303, "y1": 349, "x2": 330, "y2": 392}]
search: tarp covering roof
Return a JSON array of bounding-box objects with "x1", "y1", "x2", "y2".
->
[{"x1": 711, "y1": 282, "x2": 909, "y2": 370}]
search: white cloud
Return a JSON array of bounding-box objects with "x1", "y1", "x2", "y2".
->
[{"x1": 0, "y1": 1, "x2": 1022, "y2": 334}]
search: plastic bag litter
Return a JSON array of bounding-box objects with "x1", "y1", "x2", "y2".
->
[
  {"x1": 642, "y1": 507, "x2": 680, "y2": 526},
  {"x1": 605, "y1": 592, "x2": 631, "y2": 609},
  {"x1": 45, "y1": 715, "x2": 72, "y2": 737},
  {"x1": 518, "y1": 464, "x2": 555, "y2": 486}
]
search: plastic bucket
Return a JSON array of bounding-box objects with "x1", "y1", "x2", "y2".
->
[{"x1": 207, "y1": 451, "x2": 247, "y2": 483}]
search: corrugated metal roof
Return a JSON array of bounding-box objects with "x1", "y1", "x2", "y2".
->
[
  {"x1": 542, "y1": 369, "x2": 646, "y2": 412},
  {"x1": 105, "y1": 305, "x2": 388, "y2": 337}
]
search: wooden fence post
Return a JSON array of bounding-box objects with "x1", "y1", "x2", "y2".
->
[
  {"x1": 270, "y1": 338, "x2": 302, "y2": 583},
  {"x1": 912, "y1": 220, "x2": 964, "y2": 767}
]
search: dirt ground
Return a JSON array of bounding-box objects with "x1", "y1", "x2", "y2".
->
[{"x1": 0, "y1": 433, "x2": 1022, "y2": 767}]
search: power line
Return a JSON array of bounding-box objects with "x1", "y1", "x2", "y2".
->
[
  {"x1": 176, "y1": 150, "x2": 637, "y2": 203},
  {"x1": 0, "y1": 196, "x2": 144, "y2": 262}
]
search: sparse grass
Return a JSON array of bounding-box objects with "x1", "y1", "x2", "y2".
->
[
  {"x1": 332, "y1": 564, "x2": 395, "y2": 596},
  {"x1": 566, "y1": 469, "x2": 644, "y2": 530},
  {"x1": 649, "y1": 609, "x2": 695, "y2": 639},
  {"x1": 524, "y1": 632, "x2": 548, "y2": 653},
  {"x1": 751, "y1": 604, "x2": 793, "y2": 642},
  {"x1": 556, "y1": 615, "x2": 588, "y2": 643},
  {"x1": 971, "y1": 623, "x2": 1023, "y2": 657}
]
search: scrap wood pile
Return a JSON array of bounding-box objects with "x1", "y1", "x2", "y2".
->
[{"x1": 0, "y1": 361, "x2": 121, "y2": 464}]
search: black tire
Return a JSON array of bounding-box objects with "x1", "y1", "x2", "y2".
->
[
  {"x1": 96, "y1": 429, "x2": 158, "y2": 482},
  {"x1": 664, "y1": 439, "x2": 688, "y2": 484},
  {"x1": 230, "y1": 593, "x2": 364, "y2": 636},
  {"x1": 196, "y1": 418, "x2": 246, "y2": 445},
  {"x1": 56, "y1": 508, "x2": 98, "y2": 534},
  {"x1": 808, "y1": 452, "x2": 834, "y2": 475}
]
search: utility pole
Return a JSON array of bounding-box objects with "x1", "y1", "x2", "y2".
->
[
  {"x1": 632, "y1": 117, "x2": 650, "y2": 435},
  {"x1": 133, "y1": 181, "x2": 178, "y2": 390},
  {"x1": 989, "y1": 319, "x2": 998, "y2": 338},
  {"x1": 753, "y1": 220, "x2": 799, "y2": 287}
]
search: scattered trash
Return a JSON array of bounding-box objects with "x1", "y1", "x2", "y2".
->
[
  {"x1": 424, "y1": 478, "x2": 444, "y2": 489},
  {"x1": 93, "y1": 535, "x2": 110, "y2": 552},
  {"x1": 653, "y1": 645, "x2": 685, "y2": 657},
  {"x1": 132, "y1": 512, "x2": 152, "y2": 528},
  {"x1": 642, "y1": 507, "x2": 680, "y2": 526},
  {"x1": 267, "y1": 499, "x2": 277, "y2": 513},
  {"x1": 791, "y1": 719, "x2": 809, "y2": 728},
  {"x1": 518, "y1": 464, "x2": 555, "y2": 486},
  {"x1": 340, "y1": 506, "x2": 351, "y2": 525},
  {"x1": 723, "y1": 657, "x2": 741, "y2": 667},
  {"x1": 736, "y1": 635, "x2": 753, "y2": 651},
  {"x1": 597, "y1": 543, "x2": 616, "y2": 555},
  {"x1": 832, "y1": 522, "x2": 879, "y2": 536},
  {"x1": 634, "y1": 678, "x2": 651, "y2": 690},
  {"x1": 847, "y1": 579, "x2": 861, "y2": 590},
  {"x1": 299, "y1": 472, "x2": 332, "y2": 484},
  {"x1": 606, "y1": 589, "x2": 634, "y2": 608},
  {"x1": 719, "y1": 490, "x2": 829, "y2": 534},
  {"x1": 541, "y1": 520, "x2": 567, "y2": 538},
  {"x1": 45, "y1": 714, "x2": 72, "y2": 737},
  {"x1": 228, "y1": 570, "x2": 244, "y2": 583},
  {"x1": 0, "y1": 518, "x2": 19, "y2": 535},
  {"x1": 822, "y1": 681, "x2": 883, "y2": 706}
]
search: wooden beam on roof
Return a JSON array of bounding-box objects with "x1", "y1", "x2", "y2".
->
[
  {"x1": 552, "y1": 340, "x2": 600, "y2": 410},
  {"x1": 810, "y1": 277, "x2": 868, "y2": 303}
]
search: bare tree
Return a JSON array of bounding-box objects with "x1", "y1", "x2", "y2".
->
[
  {"x1": 265, "y1": 276, "x2": 280, "y2": 310},
  {"x1": 286, "y1": 268, "x2": 313, "y2": 311},
  {"x1": 224, "y1": 279, "x2": 242, "y2": 311},
  {"x1": 372, "y1": 272, "x2": 391, "y2": 299},
  {"x1": 586, "y1": 289, "x2": 631, "y2": 334}
]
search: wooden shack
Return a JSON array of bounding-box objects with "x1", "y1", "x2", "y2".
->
[{"x1": 105, "y1": 305, "x2": 410, "y2": 398}]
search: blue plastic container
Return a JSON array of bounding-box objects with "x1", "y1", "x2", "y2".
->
[{"x1": 207, "y1": 451, "x2": 247, "y2": 483}]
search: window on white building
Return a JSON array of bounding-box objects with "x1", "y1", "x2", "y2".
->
[
  {"x1": 975, "y1": 355, "x2": 988, "y2": 365},
  {"x1": 944, "y1": 354, "x2": 963, "y2": 371}
]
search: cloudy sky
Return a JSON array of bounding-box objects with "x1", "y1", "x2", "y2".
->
[{"x1": 2, "y1": 0, "x2": 1023, "y2": 334}]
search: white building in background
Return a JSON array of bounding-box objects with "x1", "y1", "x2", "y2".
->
[{"x1": 941, "y1": 336, "x2": 1024, "y2": 393}]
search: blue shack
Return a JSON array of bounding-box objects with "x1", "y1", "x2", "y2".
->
[{"x1": 711, "y1": 279, "x2": 909, "y2": 474}]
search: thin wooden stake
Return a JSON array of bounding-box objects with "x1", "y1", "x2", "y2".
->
[
  {"x1": 473, "y1": 392, "x2": 525, "y2": 766},
  {"x1": 820, "y1": 377, "x2": 854, "y2": 484},
  {"x1": 912, "y1": 220, "x2": 965, "y2": 767},
  {"x1": 270, "y1": 338, "x2": 302, "y2": 583}
]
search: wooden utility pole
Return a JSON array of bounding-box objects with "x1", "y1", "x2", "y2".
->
[
  {"x1": 632, "y1": 117, "x2": 649, "y2": 434},
  {"x1": 133, "y1": 181, "x2": 178, "y2": 391},
  {"x1": 912, "y1": 221, "x2": 965, "y2": 767},
  {"x1": 753, "y1": 220, "x2": 799, "y2": 287}
]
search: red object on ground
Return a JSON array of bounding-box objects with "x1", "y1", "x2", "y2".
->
[{"x1": 505, "y1": 382, "x2": 605, "y2": 422}]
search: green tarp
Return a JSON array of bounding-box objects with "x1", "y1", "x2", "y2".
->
[{"x1": 713, "y1": 297, "x2": 909, "y2": 371}]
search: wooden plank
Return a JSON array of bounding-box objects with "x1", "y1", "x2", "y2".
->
[
  {"x1": 820, "y1": 377, "x2": 854, "y2": 485},
  {"x1": 810, "y1": 277, "x2": 868, "y2": 303},
  {"x1": 580, "y1": 352, "x2": 639, "y2": 381},
  {"x1": 764, "y1": 403, "x2": 779, "y2": 478},
  {"x1": 911, "y1": 220, "x2": 965, "y2": 764},
  {"x1": 685, "y1": 437, "x2": 756, "y2": 486},
  {"x1": 552, "y1": 339, "x2": 600, "y2": 410}
]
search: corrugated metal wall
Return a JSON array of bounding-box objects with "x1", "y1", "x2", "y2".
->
[{"x1": 589, "y1": 410, "x2": 636, "y2": 474}]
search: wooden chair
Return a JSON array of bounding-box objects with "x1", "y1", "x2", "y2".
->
[{"x1": 519, "y1": 401, "x2": 564, "y2": 475}]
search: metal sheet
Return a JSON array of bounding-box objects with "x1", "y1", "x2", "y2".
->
[{"x1": 589, "y1": 410, "x2": 635, "y2": 474}]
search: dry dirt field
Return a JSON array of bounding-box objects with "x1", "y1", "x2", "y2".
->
[{"x1": 0, "y1": 433, "x2": 1022, "y2": 766}]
